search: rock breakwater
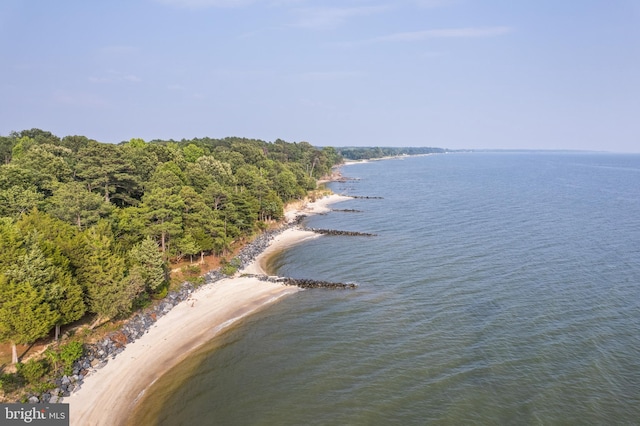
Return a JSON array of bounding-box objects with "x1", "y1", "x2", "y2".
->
[
  {"x1": 307, "y1": 228, "x2": 377, "y2": 237},
  {"x1": 332, "y1": 209, "x2": 363, "y2": 213},
  {"x1": 35, "y1": 282, "x2": 198, "y2": 404},
  {"x1": 244, "y1": 274, "x2": 358, "y2": 289}
]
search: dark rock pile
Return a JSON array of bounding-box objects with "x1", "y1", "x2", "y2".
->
[
  {"x1": 40, "y1": 282, "x2": 200, "y2": 403},
  {"x1": 231, "y1": 219, "x2": 303, "y2": 271},
  {"x1": 272, "y1": 277, "x2": 358, "y2": 289},
  {"x1": 307, "y1": 228, "x2": 377, "y2": 237},
  {"x1": 244, "y1": 274, "x2": 358, "y2": 289}
]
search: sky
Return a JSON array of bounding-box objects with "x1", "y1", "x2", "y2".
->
[{"x1": 1, "y1": 0, "x2": 639, "y2": 152}]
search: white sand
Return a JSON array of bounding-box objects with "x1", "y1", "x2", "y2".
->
[{"x1": 66, "y1": 194, "x2": 349, "y2": 426}]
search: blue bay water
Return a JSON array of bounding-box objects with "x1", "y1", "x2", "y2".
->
[{"x1": 140, "y1": 152, "x2": 640, "y2": 425}]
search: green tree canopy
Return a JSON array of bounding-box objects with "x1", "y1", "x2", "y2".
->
[
  {"x1": 74, "y1": 225, "x2": 135, "y2": 323},
  {"x1": 76, "y1": 142, "x2": 140, "y2": 205},
  {"x1": 46, "y1": 182, "x2": 113, "y2": 230},
  {"x1": 0, "y1": 235, "x2": 62, "y2": 363},
  {"x1": 143, "y1": 187, "x2": 184, "y2": 256},
  {"x1": 128, "y1": 237, "x2": 166, "y2": 293}
]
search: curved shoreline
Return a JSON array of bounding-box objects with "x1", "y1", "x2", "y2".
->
[{"x1": 66, "y1": 194, "x2": 349, "y2": 426}]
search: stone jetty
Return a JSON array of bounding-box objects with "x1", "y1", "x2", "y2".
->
[
  {"x1": 244, "y1": 274, "x2": 357, "y2": 289},
  {"x1": 331, "y1": 209, "x2": 363, "y2": 213},
  {"x1": 307, "y1": 228, "x2": 377, "y2": 237}
]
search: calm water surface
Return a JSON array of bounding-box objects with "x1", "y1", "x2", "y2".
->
[{"x1": 135, "y1": 153, "x2": 640, "y2": 425}]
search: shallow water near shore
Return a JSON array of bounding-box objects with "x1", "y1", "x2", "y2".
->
[{"x1": 138, "y1": 152, "x2": 640, "y2": 425}]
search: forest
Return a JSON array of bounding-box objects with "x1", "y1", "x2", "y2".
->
[{"x1": 0, "y1": 129, "x2": 342, "y2": 366}]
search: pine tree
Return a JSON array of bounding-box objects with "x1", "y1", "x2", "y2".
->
[
  {"x1": 76, "y1": 142, "x2": 139, "y2": 206},
  {"x1": 46, "y1": 181, "x2": 112, "y2": 230},
  {"x1": 143, "y1": 187, "x2": 184, "y2": 257}
]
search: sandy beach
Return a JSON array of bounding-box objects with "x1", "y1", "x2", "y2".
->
[{"x1": 66, "y1": 194, "x2": 349, "y2": 426}]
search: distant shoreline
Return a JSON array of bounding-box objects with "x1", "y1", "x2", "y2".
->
[{"x1": 342, "y1": 153, "x2": 435, "y2": 164}]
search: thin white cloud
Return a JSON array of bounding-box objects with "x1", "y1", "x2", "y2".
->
[
  {"x1": 165, "y1": 85, "x2": 205, "y2": 99},
  {"x1": 297, "y1": 71, "x2": 362, "y2": 81},
  {"x1": 98, "y1": 45, "x2": 139, "y2": 56},
  {"x1": 123, "y1": 74, "x2": 142, "y2": 82},
  {"x1": 94, "y1": 46, "x2": 140, "y2": 66},
  {"x1": 155, "y1": 0, "x2": 257, "y2": 8},
  {"x1": 52, "y1": 90, "x2": 108, "y2": 108},
  {"x1": 268, "y1": 0, "x2": 305, "y2": 6},
  {"x1": 419, "y1": 51, "x2": 446, "y2": 58},
  {"x1": 298, "y1": 98, "x2": 337, "y2": 111},
  {"x1": 88, "y1": 76, "x2": 111, "y2": 83},
  {"x1": 413, "y1": 0, "x2": 458, "y2": 8},
  {"x1": 375, "y1": 26, "x2": 513, "y2": 42},
  {"x1": 88, "y1": 71, "x2": 142, "y2": 84},
  {"x1": 167, "y1": 84, "x2": 186, "y2": 90},
  {"x1": 291, "y1": 5, "x2": 390, "y2": 30},
  {"x1": 333, "y1": 26, "x2": 513, "y2": 47}
]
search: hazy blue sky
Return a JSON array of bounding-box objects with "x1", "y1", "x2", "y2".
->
[{"x1": 1, "y1": 0, "x2": 639, "y2": 152}]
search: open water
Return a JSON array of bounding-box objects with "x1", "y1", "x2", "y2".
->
[{"x1": 136, "y1": 152, "x2": 640, "y2": 425}]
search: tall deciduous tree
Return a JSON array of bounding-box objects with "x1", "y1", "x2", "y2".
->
[
  {"x1": 195, "y1": 156, "x2": 235, "y2": 185},
  {"x1": 260, "y1": 190, "x2": 284, "y2": 222},
  {"x1": 13, "y1": 144, "x2": 74, "y2": 195},
  {"x1": 183, "y1": 143, "x2": 205, "y2": 163},
  {"x1": 0, "y1": 185, "x2": 44, "y2": 218},
  {"x1": 59, "y1": 135, "x2": 92, "y2": 153},
  {"x1": 275, "y1": 168, "x2": 300, "y2": 201}
]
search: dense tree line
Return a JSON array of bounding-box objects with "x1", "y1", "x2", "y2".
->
[
  {"x1": 338, "y1": 146, "x2": 447, "y2": 160},
  {"x1": 0, "y1": 129, "x2": 341, "y2": 364}
]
